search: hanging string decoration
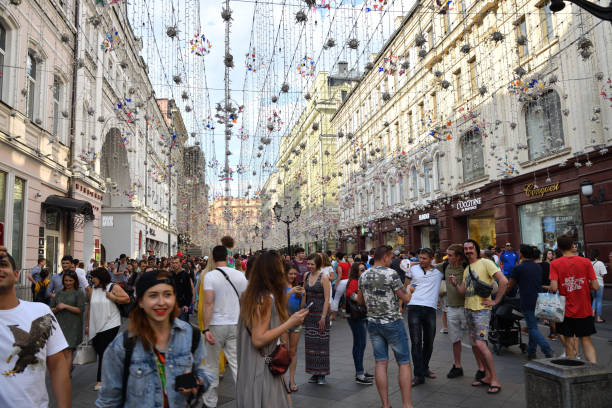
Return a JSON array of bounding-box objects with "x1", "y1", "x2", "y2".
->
[
  {"x1": 245, "y1": 47, "x2": 257, "y2": 72},
  {"x1": 366, "y1": 0, "x2": 387, "y2": 12},
  {"x1": 190, "y1": 32, "x2": 212, "y2": 56},
  {"x1": 101, "y1": 31, "x2": 120, "y2": 52},
  {"x1": 297, "y1": 56, "x2": 315, "y2": 78}
]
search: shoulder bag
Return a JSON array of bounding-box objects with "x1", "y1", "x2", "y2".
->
[
  {"x1": 217, "y1": 268, "x2": 291, "y2": 376},
  {"x1": 468, "y1": 264, "x2": 493, "y2": 299},
  {"x1": 346, "y1": 279, "x2": 367, "y2": 320}
]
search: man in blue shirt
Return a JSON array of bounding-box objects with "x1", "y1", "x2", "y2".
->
[
  {"x1": 499, "y1": 242, "x2": 519, "y2": 277},
  {"x1": 508, "y1": 244, "x2": 553, "y2": 360}
]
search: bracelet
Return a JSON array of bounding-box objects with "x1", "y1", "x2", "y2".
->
[{"x1": 202, "y1": 328, "x2": 210, "y2": 334}]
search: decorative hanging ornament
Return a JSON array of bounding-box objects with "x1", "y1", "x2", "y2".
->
[
  {"x1": 295, "y1": 10, "x2": 308, "y2": 24},
  {"x1": 347, "y1": 38, "x2": 359, "y2": 50},
  {"x1": 101, "y1": 31, "x2": 120, "y2": 52},
  {"x1": 166, "y1": 25, "x2": 179, "y2": 39},
  {"x1": 297, "y1": 56, "x2": 315, "y2": 78},
  {"x1": 189, "y1": 33, "x2": 212, "y2": 56}
]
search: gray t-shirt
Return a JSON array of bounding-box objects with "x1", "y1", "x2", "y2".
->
[
  {"x1": 30, "y1": 265, "x2": 42, "y2": 282},
  {"x1": 358, "y1": 265, "x2": 403, "y2": 324}
]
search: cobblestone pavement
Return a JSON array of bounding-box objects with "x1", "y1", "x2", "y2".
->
[{"x1": 51, "y1": 304, "x2": 612, "y2": 408}]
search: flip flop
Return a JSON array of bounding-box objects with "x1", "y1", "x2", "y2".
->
[
  {"x1": 471, "y1": 380, "x2": 490, "y2": 387},
  {"x1": 487, "y1": 385, "x2": 502, "y2": 394}
]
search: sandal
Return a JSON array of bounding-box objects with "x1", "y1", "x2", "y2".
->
[
  {"x1": 487, "y1": 385, "x2": 502, "y2": 394},
  {"x1": 471, "y1": 380, "x2": 490, "y2": 387},
  {"x1": 290, "y1": 383, "x2": 299, "y2": 392},
  {"x1": 426, "y1": 371, "x2": 436, "y2": 379}
]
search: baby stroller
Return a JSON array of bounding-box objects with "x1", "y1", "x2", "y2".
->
[{"x1": 488, "y1": 296, "x2": 527, "y2": 355}]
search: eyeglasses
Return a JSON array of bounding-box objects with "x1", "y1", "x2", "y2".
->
[{"x1": 359, "y1": 267, "x2": 366, "y2": 271}]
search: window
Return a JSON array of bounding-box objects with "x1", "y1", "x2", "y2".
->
[
  {"x1": 525, "y1": 90, "x2": 564, "y2": 159},
  {"x1": 0, "y1": 171, "x2": 5, "y2": 231},
  {"x1": 426, "y1": 26, "x2": 434, "y2": 50},
  {"x1": 443, "y1": 9, "x2": 451, "y2": 34},
  {"x1": 454, "y1": 69, "x2": 462, "y2": 104},
  {"x1": 380, "y1": 183, "x2": 387, "y2": 207},
  {"x1": 430, "y1": 92, "x2": 437, "y2": 120},
  {"x1": 418, "y1": 102, "x2": 425, "y2": 130},
  {"x1": 468, "y1": 58, "x2": 478, "y2": 94},
  {"x1": 407, "y1": 111, "x2": 413, "y2": 142},
  {"x1": 539, "y1": 2, "x2": 555, "y2": 41},
  {"x1": 516, "y1": 17, "x2": 529, "y2": 57},
  {"x1": 423, "y1": 162, "x2": 432, "y2": 193},
  {"x1": 434, "y1": 153, "x2": 441, "y2": 190},
  {"x1": 461, "y1": 130, "x2": 485, "y2": 182},
  {"x1": 52, "y1": 76, "x2": 62, "y2": 139},
  {"x1": 341, "y1": 90, "x2": 347, "y2": 102},
  {"x1": 459, "y1": 0, "x2": 467, "y2": 20},
  {"x1": 0, "y1": 24, "x2": 5, "y2": 100},
  {"x1": 410, "y1": 166, "x2": 418, "y2": 199},
  {"x1": 26, "y1": 51, "x2": 38, "y2": 120},
  {"x1": 389, "y1": 180, "x2": 396, "y2": 205},
  {"x1": 12, "y1": 177, "x2": 25, "y2": 269}
]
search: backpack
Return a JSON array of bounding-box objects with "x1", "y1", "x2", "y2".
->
[
  {"x1": 121, "y1": 324, "x2": 202, "y2": 404},
  {"x1": 34, "y1": 281, "x2": 50, "y2": 304},
  {"x1": 110, "y1": 283, "x2": 136, "y2": 318}
]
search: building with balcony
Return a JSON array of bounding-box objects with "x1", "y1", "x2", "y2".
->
[{"x1": 332, "y1": 0, "x2": 612, "y2": 268}]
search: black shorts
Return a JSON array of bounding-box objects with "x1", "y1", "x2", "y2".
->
[{"x1": 556, "y1": 316, "x2": 596, "y2": 338}]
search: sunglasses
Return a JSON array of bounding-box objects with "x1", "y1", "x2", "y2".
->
[{"x1": 359, "y1": 267, "x2": 366, "y2": 271}]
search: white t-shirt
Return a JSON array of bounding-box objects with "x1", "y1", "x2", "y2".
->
[
  {"x1": 203, "y1": 266, "x2": 248, "y2": 325},
  {"x1": 405, "y1": 264, "x2": 443, "y2": 309},
  {"x1": 75, "y1": 267, "x2": 89, "y2": 289},
  {"x1": 0, "y1": 301, "x2": 68, "y2": 408},
  {"x1": 592, "y1": 260, "x2": 608, "y2": 286}
]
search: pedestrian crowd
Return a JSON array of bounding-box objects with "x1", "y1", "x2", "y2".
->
[{"x1": 0, "y1": 232, "x2": 608, "y2": 408}]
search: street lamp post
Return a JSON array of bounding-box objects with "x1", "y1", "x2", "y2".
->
[
  {"x1": 550, "y1": 0, "x2": 612, "y2": 22},
  {"x1": 254, "y1": 225, "x2": 264, "y2": 251},
  {"x1": 273, "y1": 201, "x2": 302, "y2": 257}
]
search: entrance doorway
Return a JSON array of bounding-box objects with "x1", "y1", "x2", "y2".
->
[
  {"x1": 45, "y1": 208, "x2": 62, "y2": 274},
  {"x1": 468, "y1": 210, "x2": 496, "y2": 249},
  {"x1": 420, "y1": 226, "x2": 440, "y2": 251}
]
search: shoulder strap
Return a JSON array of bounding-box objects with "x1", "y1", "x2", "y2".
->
[
  {"x1": 190, "y1": 324, "x2": 201, "y2": 354},
  {"x1": 216, "y1": 267, "x2": 240, "y2": 302},
  {"x1": 122, "y1": 333, "x2": 137, "y2": 404}
]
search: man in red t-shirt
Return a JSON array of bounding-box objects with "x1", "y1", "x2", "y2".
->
[{"x1": 550, "y1": 235, "x2": 599, "y2": 363}]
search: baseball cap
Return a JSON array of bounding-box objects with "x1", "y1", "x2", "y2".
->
[{"x1": 136, "y1": 270, "x2": 175, "y2": 299}]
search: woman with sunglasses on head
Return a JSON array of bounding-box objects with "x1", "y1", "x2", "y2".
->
[
  {"x1": 345, "y1": 262, "x2": 374, "y2": 385},
  {"x1": 50, "y1": 270, "x2": 86, "y2": 372},
  {"x1": 236, "y1": 251, "x2": 308, "y2": 408},
  {"x1": 96, "y1": 270, "x2": 212, "y2": 407}
]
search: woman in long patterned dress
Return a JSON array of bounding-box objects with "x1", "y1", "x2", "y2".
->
[{"x1": 302, "y1": 253, "x2": 331, "y2": 385}]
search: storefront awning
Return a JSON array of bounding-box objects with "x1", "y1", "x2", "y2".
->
[{"x1": 43, "y1": 195, "x2": 95, "y2": 220}]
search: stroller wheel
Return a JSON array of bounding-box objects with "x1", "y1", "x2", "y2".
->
[{"x1": 520, "y1": 343, "x2": 527, "y2": 354}]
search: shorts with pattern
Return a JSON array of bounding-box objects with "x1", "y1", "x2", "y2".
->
[
  {"x1": 465, "y1": 309, "x2": 490, "y2": 344},
  {"x1": 447, "y1": 306, "x2": 468, "y2": 344}
]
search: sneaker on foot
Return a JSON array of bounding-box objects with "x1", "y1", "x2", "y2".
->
[
  {"x1": 317, "y1": 376, "x2": 327, "y2": 385},
  {"x1": 447, "y1": 365, "x2": 464, "y2": 378},
  {"x1": 363, "y1": 372, "x2": 374, "y2": 379},
  {"x1": 308, "y1": 375, "x2": 318, "y2": 383},
  {"x1": 355, "y1": 375, "x2": 373, "y2": 385},
  {"x1": 440, "y1": 328, "x2": 448, "y2": 334},
  {"x1": 527, "y1": 354, "x2": 537, "y2": 361},
  {"x1": 544, "y1": 352, "x2": 553, "y2": 358}
]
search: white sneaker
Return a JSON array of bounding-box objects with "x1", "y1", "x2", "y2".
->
[{"x1": 94, "y1": 383, "x2": 102, "y2": 391}]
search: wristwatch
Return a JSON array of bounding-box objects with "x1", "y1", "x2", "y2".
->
[{"x1": 202, "y1": 328, "x2": 210, "y2": 334}]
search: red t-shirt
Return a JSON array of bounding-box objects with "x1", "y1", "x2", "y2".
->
[
  {"x1": 346, "y1": 279, "x2": 359, "y2": 298},
  {"x1": 338, "y1": 261, "x2": 351, "y2": 280},
  {"x1": 549, "y1": 256, "x2": 596, "y2": 318}
]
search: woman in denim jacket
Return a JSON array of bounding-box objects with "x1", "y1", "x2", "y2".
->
[{"x1": 96, "y1": 270, "x2": 212, "y2": 407}]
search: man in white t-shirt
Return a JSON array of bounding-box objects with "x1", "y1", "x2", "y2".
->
[
  {"x1": 202, "y1": 245, "x2": 248, "y2": 408},
  {"x1": 0, "y1": 246, "x2": 70, "y2": 408},
  {"x1": 401, "y1": 248, "x2": 443, "y2": 386}
]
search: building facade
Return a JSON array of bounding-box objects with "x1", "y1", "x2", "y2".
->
[
  {"x1": 209, "y1": 196, "x2": 261, "y2": 254},
  {"x1": 332, "y1": 0, "x2": 612, "y2": 285}
]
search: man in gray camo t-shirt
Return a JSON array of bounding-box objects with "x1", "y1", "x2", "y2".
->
[{"x1": 356, "y1": 245, "x2": 415, "y2": 408}]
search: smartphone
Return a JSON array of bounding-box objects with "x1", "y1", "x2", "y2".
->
[
  {"x1": 174, "y1": 373, "x2": 198, "y2": 391},
  {"x1": 305, "y1": 301, "x2": 314, "y2": 309},
  {"x1": 410, "y1": 283, "x2": 418, "y2": 288}
]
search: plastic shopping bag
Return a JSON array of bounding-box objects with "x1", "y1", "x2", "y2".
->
[
  {"x1": 535, "y1": 292, "x2": 566, "y2": 323},
  {"x1": 73, "y1": 338, "x2": 97, "y2": 365}
]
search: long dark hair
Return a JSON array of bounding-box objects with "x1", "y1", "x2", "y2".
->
[
  {"x1": 284, "y1": 262, "x2": 298, "y2": 286},
  {"x1": 62, "y1": 270, "x2": 80, "y2": 290},
  {"x1": 91, "y1": 267, "x2": 111, "y2": 288},
  {"x1": 129, "y1": 270, "x2": 179, "y2": 351},
  {"x1": 349, "y1": 262, "x2": 363, "y2": 281},
  {"x1": 240, "y1": 251, "x2": 288, "y2": 328}
]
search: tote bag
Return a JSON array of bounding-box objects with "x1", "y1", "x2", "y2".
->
[
  {"x1": 535, "y1": 292, "x2": 566, "y2": 323},
  {"x1": 73, "y1": 338, "x2": 97, "y2": 365}
]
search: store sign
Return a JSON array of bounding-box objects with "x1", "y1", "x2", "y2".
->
[
  {"x1": 102, "y1": 216, "x2": 114, "y2": 227},
  {"x1": 418, "y1": 213, "x2": 430, "y2": 221},
  {"x1": 524, "y1": 182, "x2": 560, "y2": 198},
  {"x1": 456, "y1": 197, "x2": 482, "y2": 212}
]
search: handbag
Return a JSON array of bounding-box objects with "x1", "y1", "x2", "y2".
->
[
  {"x1": 535, "y1": 292, "x2": 566, "y2": 323},
  {"x1": 468, "y1": 265, "x2": 493, "y2": 298},
  {"x1": 217, "y1": 268, "x2": 292, "y2": 376},
  {"x1": 73, "y1": 338, "x2": 97, "y2": 365}
]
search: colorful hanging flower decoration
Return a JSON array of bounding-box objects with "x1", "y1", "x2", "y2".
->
[
  {"x1": 366, "y1": 0, "x2": 387, "y2": 12},
  {"x1": 113, "y1": 97, "x2": 137, "y2": 124},
  {"x1": 297, "y1": 56, "x2": 315, "y2": 78},
  {"x1": 189, "y1": 32, "x2": 212, "y2": 56},
  {"x1": 208, "y1": 158, "x2": 219, "y2": 169},
  {"x1": 245, "y1": 48, "x2": 257, "y2": 72},
  {"x1": 239, "y1": 127, "x2": 249, "y2": 140},
  {"x1": 101, "y1": 31, "x2": 120, "y2": 52},
  {"x1": 378, "y1": 51, "x2": 398, "y2": 75}
]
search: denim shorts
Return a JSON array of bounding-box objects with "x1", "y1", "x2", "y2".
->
[{"x1": 367, "y1": 319, "x2": 411, "y2": 365}]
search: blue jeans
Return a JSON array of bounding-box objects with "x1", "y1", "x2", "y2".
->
[
  {"x1": 347, "y1": 318, "x2": 367, "y2": 375},
  {"x1": 523, "y1": 310, "x2": 552, "y2": 356},
  {"x1": 406, "y1": 305, "x2": 436, "y2": 378},
  {"x1": 367, "y1": 319, "x2": 411, "y2": 365},
  {"x1": 592, "y1": 286, "x2": 604, "y2": 317}
]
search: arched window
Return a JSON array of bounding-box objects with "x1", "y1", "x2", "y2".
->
[
  {"x1": 26, "y1": 51, "x2": 38, "y2": 120},
  {"x1": 461, "y1": 130, "x2": 485, "y2": 182},
  {"x1": 367, "y1": 190, "x2": 373, "y2": 213},
  {"x1": 525, "y1": 90, "x2": 564, "y2": 160},
  {"x1": 423, "y1": 162, "x2": 432, "y2": 194},
  {"x1": 389, "y1": 179, "x2": 396, "y2": 205},
  {"x1": 410, "y1": 166, "x2": 418, "y2": 199},
  {"x1": 52, "y1": 75, "x2": 66, "y2": 142},
  {"x1": 380, "y1": 183, "x2": 387, "y2": 207},
  {"x1": 399, "y1": 174, "x2": 406, "y2": 201}
]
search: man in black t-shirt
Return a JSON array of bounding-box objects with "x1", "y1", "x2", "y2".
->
[{"x1": 170, "y1": 256, "x2": 194, "y2": 322}]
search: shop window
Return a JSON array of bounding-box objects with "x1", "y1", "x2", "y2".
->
[
  {"x1": 12, "y1": 177, "x2": 25, "y2": 269},
  {"x1": 410, "y1": 166, "x2": 418, "y2": 199},
  {"x1": 26, "y1": 51, "x2": 39, "y2": 121},
  {"x1": 519, "y1": 195, "x2": 583, "y2": 253},
  {"x1": 525, "y1": 90, "x2": 564, "y2": 160},
  {"x1": 461, "y1": 130, "x2": 485, "y2": 182}
]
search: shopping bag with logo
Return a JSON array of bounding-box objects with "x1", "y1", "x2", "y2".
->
[
  {"x1": 535, "y1": 292, "x2": 565, "y2": 323},
  {"x1": 73, "y1": 338, "x2": 97, "y2": 365}
]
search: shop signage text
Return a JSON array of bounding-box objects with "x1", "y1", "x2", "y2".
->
[
  {"x1": 456, "y1": 197, "x2": 481, "y2": 212},
  {"x1": 418, "y1": 213, "x2": 430, "y2": 221},
  {"x1": 524, "y1": 182, "x2": 560, "y2": 198}
]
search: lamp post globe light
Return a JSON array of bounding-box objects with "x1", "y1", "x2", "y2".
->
[
  {"x1": 273, "y1": 201, "x2": 302, "y2": 257},
  {"x1": 549, "y1": 0, "x2": 612, "y2": 22}
]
